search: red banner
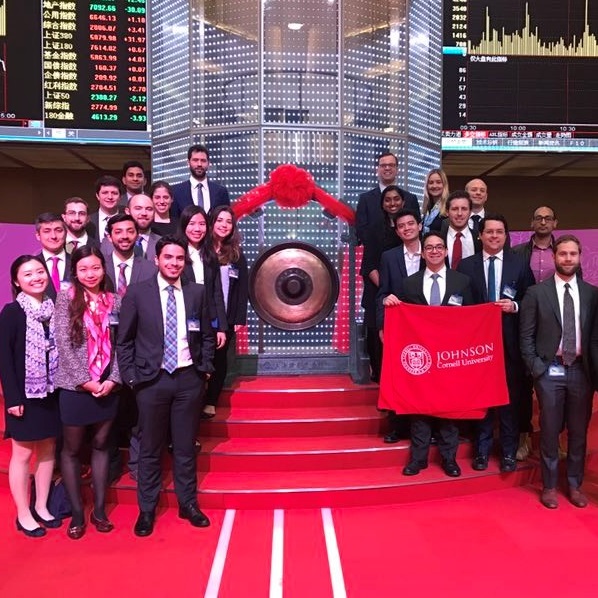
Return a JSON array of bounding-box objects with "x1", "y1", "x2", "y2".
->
[{"x1": 379, "y1": 303, "x2": 509, "y2": 419}]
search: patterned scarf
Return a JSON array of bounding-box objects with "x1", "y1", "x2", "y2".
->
[
  {"x1": 423, "y1": 204, "x2": 441, "y2": 234},
  {"x1": 83, "y1": 292, "x2": 115, "y2": 382},
  {"x1": 16, "y1": 292, "x2": 58, "y2": 398}
]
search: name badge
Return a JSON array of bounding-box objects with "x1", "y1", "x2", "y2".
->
[
  {"x1": 229, "y1": 266, "x2": 239, "y2": 279},
  {"x1": 502, "y1": 285, "x2": 516, "y2": 300},
  {"x1": 447, "y1": 294, "x2": 463, "y2": 306},
  {"x1": 548, "y1": 363, "x2": 566, "y2": 377},
  {"x1": 60, "y1": 281, "x2": 71, "y2": 292},
  {"x1": 187, "y1": 318, "x2": 201, "y2": 332},
  {"x1": 108, "y1": 312, "x2": 120, "y2": 326},
  {"x1": 45, "y1": 337, "x2": 56, "y2": 351}
]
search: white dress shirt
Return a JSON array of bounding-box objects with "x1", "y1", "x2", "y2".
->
[
  {"x1": 404, "y1": 242, "x2": 422, "y2": 276},
  {"x1": 190, "y1": 176, "x2": 211, "y2": 212},
  {"x1": 447, "y1": 226, "x2": 476, "y2": 263},
  {"x1": 112, "y1": 254, "x2": 135, "y2": 286},
  {"x1": 42, "y1": 249, "x2": 67, "y2": 281},
  {"x1": 423, "y1": 266, "x2": 447, "y2": 305},
  {"x1": 188, "y1": 246, "x2": 205, "y2": 284}
]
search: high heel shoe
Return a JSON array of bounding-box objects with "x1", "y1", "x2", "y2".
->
[
  {"x1": 31, "y1": 508, "x2": 62, "y2": 529},
  {"x1": 16, "y1": 518, "x2": 46, "y2": 538}
]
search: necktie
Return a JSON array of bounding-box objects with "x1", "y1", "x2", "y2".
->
[
  {"x1": 68, "y1": 239, "x2": 79, "y2": 253},
  {"x1": 198, "y1": 183, "x2": 205, "y2": 210},
  {"x1": 487, "y1": 256, "x2": 497, "y2": 302},
  {"x1": 562, "y1": 283, "x2": 576, "y2": 365},
  {"x1": 471, "y1": 214, "x2": 481, "y2": 231},
  {"x1": 135, "y1": 236, "x2": 145, "y2": 257},
  {"x1": 117, "y1": 263, "x2": 128, "y2": 297},
  {"x1": 451, "y1": 232, "x2": 463, "y2": 269},
  {"x1": 430, "y1": 273, "x2": 441, "y2": 306},
  {"x1": 103, "y1": 216, "x2": 110, "y2": 238},
  {"x1": 49, "y1": 256, "x2": 60, "y2": 291},
  {"x1": 163, "y1": 285, "x2": 178, "y2": 374}
]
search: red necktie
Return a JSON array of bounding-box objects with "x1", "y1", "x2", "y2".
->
[
  {"x1": 50, "y1": 256, "x2": 61, "y2": 291},
  {"x1": 451, "y1": 232, "x2": 463, "y2": 269}
]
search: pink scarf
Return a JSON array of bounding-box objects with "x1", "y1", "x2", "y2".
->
[{"x1": 83, "y1": 292, "x2": 115, "y2": 382}]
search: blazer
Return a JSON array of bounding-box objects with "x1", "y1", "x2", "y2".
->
[
  {"x1": 37, "y1": 252, "x2": 71, "y2": 302},
  {"x1": 221, "y1": 251, "x2": 249, "y2": 327},
  {"x1": 87, "y1": 209, "x2": 125, "y2": 241},
  {"x1": 520, "y1": 275, "x2": 598, "y2": 383},
  {"x1": 457, "y1": 250, "x2": 535, "y2": 362},
  {"x1": 170, "y1": 179, "x2": 230, "y2": 218},
  {"x1": 100, "y1": 232, "x2": 161, "y2": 263},
  {"x1": 0, "y1": 303, "x2": 29, "y2": 408},
  {"x1": 116, "y1": 276, "x2": 216, "y2": 387},
  {"x1": 401, "y1": 268, "x2": 474, "y2": 307},
  {"x1": 376, "y1": 244, "x2": 426, "y2": 329},
  {"x1": 182, "y1": 258, "x2": 229, "y2": 331},
  {"x1": 355, "y1": 186, "x2": 421, "y2": 244},
  {"x1": 54, "y1": 290, "x2": 122, "y2": 390},
  {"x1": 104, "y1": 256, "x2": 158, "y2": 294}
]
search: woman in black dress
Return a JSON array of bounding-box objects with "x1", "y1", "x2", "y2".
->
[
  {"x1": 54, "y1": 246, "x2": 121, "y2": 539},
  {"x1": 150, "y1": 180, "x2": 179, "y2": 237},
  {"x1": 0, "y1": 255, "x2": 61, "y2": 537},
  {"x1": 201, "y1": 206, "x2": 249, "y2": 419}
]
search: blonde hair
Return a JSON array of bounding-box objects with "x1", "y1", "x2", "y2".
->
[{"x1": 422, "y1": 168, "x2": 449, "y2": 217}]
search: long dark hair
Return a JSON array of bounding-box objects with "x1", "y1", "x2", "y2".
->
[
  {"x1": 177, "y1": 205, "x2": 217, "y2": 266},
  {"x1": 210, "y1": 205, "x2": 241, "y2": 265},
  {"x1": 9, "y1": 254, "x2": 47, "y2": 299},
  {"x1": 68, "y1": 245, "x2": 107, "y2": 346}
]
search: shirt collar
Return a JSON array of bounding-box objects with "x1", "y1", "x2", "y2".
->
[
  {"x1": 157, "y1": 273, "x2": 182, "y2": 292},
  {"x1": 42, "y1": 249, "x2": 66, "y2": 262},
  {"x1": 483, "y1": 249, "x2": 503, "y2": 261},
  {"x1": 555, "y1": 273, "x2": 578, "y2": 292},
  {"x1": 425, "y1": 266, "x2": 446, "y2": 279}
]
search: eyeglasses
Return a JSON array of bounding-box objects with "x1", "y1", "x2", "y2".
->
[
  {"x1": 378, "y1": 163, "x2": 397, "y2": 169},
  {"x1": 423, "y1": 244, "x2": 445, "y2": 252},
  {"x1": 65, "y1": 211, "x2": 87, "y2": 217},
  {"x1": 533, "y1": 215, "x2": 555, "y2": 222}
]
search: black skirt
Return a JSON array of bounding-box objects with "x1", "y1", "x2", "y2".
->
[
  {"x1": 4, "y1": 391, "x2": 61, "y2": 442},
  {"x1": 59, "y1": 389, "x2": 119, "y2": 426}
]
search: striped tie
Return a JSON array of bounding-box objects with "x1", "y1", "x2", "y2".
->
[
  {"x1": 117, "y1": 263, "x2": 128, "y2": 297},
  {"x1": 163, "y1": 285, "x2": 178, "y2": 374}
]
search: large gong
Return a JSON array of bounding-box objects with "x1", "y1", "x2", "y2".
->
[{"x1": 249, "y1": 242, "x2": 339, "y2": 331}]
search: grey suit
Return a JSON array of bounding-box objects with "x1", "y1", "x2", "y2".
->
[
  {"x1": 100, "y1": 231, "x2": 161, "y2": 263},
  {"x1": 520, "y1": 274, "x2": 598, "y2": 489},
  {"x1": 104, "y1": 256, "x2": 158, "y2": 294}
]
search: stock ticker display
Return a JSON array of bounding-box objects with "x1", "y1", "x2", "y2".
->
[
  {"x1": 442, "y1": 0, "x2": 598, "y2": 151},
  {"x1": 0, "y1": 0, "x2": 149, "y2": 144}
]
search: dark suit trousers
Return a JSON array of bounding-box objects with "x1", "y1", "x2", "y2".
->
[
  {"x1": 410, "y1": 416, "x2": 459, "y2": 465},
  {"x1": 534, "y1": 362, "x2": 593, "y2": 490},
  {"x1": 136, "y1": 367, "x2": 205, "y2": 511}
]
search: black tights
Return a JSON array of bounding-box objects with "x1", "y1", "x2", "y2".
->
[{"x1": 61, "y1": 419, "x2": 114, "y2": 526}]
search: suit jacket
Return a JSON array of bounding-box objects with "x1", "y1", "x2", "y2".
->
[
  {"x1": 457, "y1": 250, "x2": 535, "y2": 362},
  {"x1": 0, "y1": 302, "x2": 28, "y2": 408},
  {"x1": 355, "y1": 186, "x2": 421, "y2": 244},
  {"x1": 87, "y1": 209, "x2": 124, "y2": 241},
  {"x1": 520, "y1": 274, "x2": 598, "y2": 383},
  {"x1": 170, "y1": 179, "x2": 230, "y2": 218},
  {"x1": 222, "y1": 251, "x2": 249, "y2": 327},
  {"x1": 376, "y1": 244, "x2": 426, "y2": 329},
  {"x1": 37, "y1": 252, "x2": 71, "y2": 302},
  {"x1": 116, "y1": 276, "x2": 216, "y2": 386},
  {"x1": 402, "y1": 268, "x2": 474, "y2": 307},
  {"x1": 100, "y1": 231, "x2": 160, "y2": 262},
  {"x1": 104, "y1": 256, "x2": 158, "y2": 293}
]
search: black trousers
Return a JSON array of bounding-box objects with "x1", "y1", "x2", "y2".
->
[
  {"x1": 409, "y1": 416, "x2": 459, "y2": 465},
  {"x1": 135, "y1": 367, "x2": 205, "y2": 512}
]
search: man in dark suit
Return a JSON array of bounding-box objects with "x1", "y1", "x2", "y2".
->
[
  {"x1": 400, "y1": 231, "x2": 474, "y2": 477},
  {"x1": 117, "y1": 236, "x2": 215, "y2": 536},
  {"x1": 170, "y1": 144, "x2": 230, "y2": 218},
  {"x1": 87, "y1": 175, "x2": 123, "y2": 240},
  {"x1": 35, "y1": 212, "x2": 70, "y2": 301},
  {"x1": 520, "y1": 234, "x2": 598, "y2": 509},
  {"x1": 118, "y1": 160, "x2": 147, "y2": 208},
  {"x1": 355, "y1": 152, "x2": 420, "y2": 244},
  {"x1": 440, "y1": 191, "x2": 482, "y2": 268},
  {"x1": 61, "y1": 197, "x2": 100, "y2": 253},
  {"x1": 458, "y1": 214, "x2": 535, "y2": 473}
]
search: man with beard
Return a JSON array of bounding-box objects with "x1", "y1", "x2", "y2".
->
[
  {"x1": 62, "y1": 198, "x2": 99, "y2": 253},
  {"x1": 170, "y1": 144, "x2": 230, "y2": 217},
  {"x1": 520, "y1": 235, "x2": 598, "y2": 509},
  {"x1": 118, "y1": 160, "x2": 147, "y2": 208}
]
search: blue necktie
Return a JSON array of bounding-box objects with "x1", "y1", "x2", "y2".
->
[
  {"x1": 487, "y1": 256, "x2": 497, "y2": 302},
  {"x1": 430, "y1": 273, "x2": 441, "y2": 306},
  {"x1": 163, "y1": 285, "x2": 178, "y2": 374}
]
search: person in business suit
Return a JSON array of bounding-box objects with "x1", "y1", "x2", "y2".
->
[
  {"x1": 464, "y1": 178, "x2": 488, "y2": 233},
  {"x1": 355, "y1": 152, "x2": 421, "y2": 245},
  {"x1": 400, "y1": 232, "x2": 474, "y2": 477},
  {"x1": 117, "y1": 236, "x2": 216, "y2": 537},
  {"x1": 520, "y1": 234, "x2": 598, "y2": 509},
  {"x1": 170, "y1": 144, "x2": 230, "y2": 218},
  {"x1": 88, "y1": 175, "x2": 123, "y2": 241},
  {"x1": 201, "y1": 206, "x2": 249, "y2": 419},
  {"x1": 458, "y1": 214, "x2": 535, "y2": 473},
  {"x1": 118, "y1": 160, "x2": 147, "y2": 208},
  {"x1": 35, "y1": 212, "x2": 70, "y2": 301},
  {"x1": 376, "y1": 208, "x2": 425, "y2": 443},
  {"x1": 440, "y1": 191, "x2": 482, "y2": 269},
  {"x1": 62, "y1": 198, "x2": 100, "y2": 254}
]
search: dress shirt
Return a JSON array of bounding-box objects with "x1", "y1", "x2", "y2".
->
[
  {"x1": 42, "y1": 249, "x2": 67, "y2": 281},
  {"x1": 190, "y1": 176, "x2": 211, "y2": 212},
  {"x1": 447, "y1": 226, "x2": 475, "y2": 263},
  {"x1": 423, "y1": 266, "x2": 447, "y2": 305},
  {"x1": 404, "y1": 242, "x2": 422, "y2": 276},
  {"x1": 483, "y1": 250, "x2": 503, "y2": 302},
  {"x1": 157, "y1": 274, "x2": 192, "y2": 369},
  {"x1": 112, "y1": 254, "x2": 135, "y2": 286},
  {"x1": 530, "y1": 239, "x2": 555, "y2": 283},
  {"x1": 66, "y1": 232, "x2": 89, "y2": 248},
  {"x1": 555, "y1": 275, "x2": 582, "y2": 357},
  {"x1": 188, "y1": 246, "x2": 205, "y2": 284}
]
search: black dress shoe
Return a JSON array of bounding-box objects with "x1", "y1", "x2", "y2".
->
[
  {"x1": 472, "y1": 455, "x2": 488, "y2": 471},
  {"x1": 402, "y1": 461, "x2": 428, "y2": 476},
  {"x1": 134, "y1": 511, "x2": 155, "y2": 537},
  {"x1": 500, "y1": 456, "x2": 517, "y2": 473},
  {"x1": 16, "y1": 518, "x2": 46, "y2": 538},
  {"x1": 178, "y1": 503, "x2": 210, "y2": 528},
  {"x1": 383, "y1": 430, "x2": 400, "y2": 444},
  {"x1": 31, "y1": 508, "x2": 62, "y2": 528},
  {"x1": 442, "y1": 460, "x2": 461, "y2": 477}
]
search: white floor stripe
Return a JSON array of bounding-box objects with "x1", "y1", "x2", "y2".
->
[
  {"x1": 204, "y1": 509, "x2": 236, "y2": 598},
  {"x1": 321, "y1": 508, "x2": 347, "y2": 598},
  {"x1": 270, "y1": 509, "x2": 285, "y2": 598}
]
